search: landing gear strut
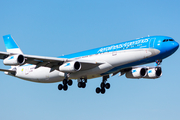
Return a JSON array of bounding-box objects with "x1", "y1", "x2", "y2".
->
[{"x1": 96, "y1": 76, "x2": 110, "y2": 94}]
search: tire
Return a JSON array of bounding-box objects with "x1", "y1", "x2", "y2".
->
[
  {"x1": 96, "y1": 87, "x2": 101, "y2": 94},
  {"x1": 78, "y1": 82, "x2": 82, "y2": 88},
  {"x1": 101, "y1": 88, "x2": 106, "y2": 94},
  {"x1": 68, "y1": 79, "x2": 73, "y2": 86},
  {"x1": 82, "y1": 82, "x2": 86, "y2": 88},
  {"x1": 100, "y1": 82, "x2": 105, "y2": 88},
  {"x1": 58, "y1": 84, "x2": 63, "y2": 90},
  {"x1": 63, "y1": 85, "x2": 68, "y2": 91},
  {"x1": 63, "y1": 79, "x2": 67, "y2": 85},
  {"x1": 105, "y1": 83, "x2": 110, "y2": 89}
]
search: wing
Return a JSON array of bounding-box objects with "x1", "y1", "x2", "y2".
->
[
  {"x1": 0, "y1": 52, "x2": 103, "y2": 71},
  {"x1": 0, "y1": 51, "x2": 9, "y2": 59},
  {"x1": 24, "y1": 54, "x2": 67, "y2": 69},
  {"x1": 25, "y1": 54, "x2": 103, "y2": 70},
  {"x1": 0, "y1": 68, "x2": 16, "y2": 73},
  {"x1": 0, "y1": 68, "x2": 16, "y2": 76}
]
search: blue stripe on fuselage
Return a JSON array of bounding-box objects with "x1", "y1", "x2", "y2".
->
[
  {"x1": 58, "y1": 35, "x2": 178, "y2": 63},
  {"x1": 59, "y1": 36, "x2": 154, "y2": 59}
]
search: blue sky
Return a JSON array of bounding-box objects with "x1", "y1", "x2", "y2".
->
[{"x1": 0, "y1": 0, "x2": 180, "y2": 120}]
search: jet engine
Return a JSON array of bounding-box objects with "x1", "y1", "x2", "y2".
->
[
  {"x1": 125, "y1": 67, "x2": 147, "y2": 79},
  {"x1": 3, "y1": 54, "x2": 25, "y2": 66},
  {"x1": 144, "y1": 67, "x2": 162, "y2": 79},
  {"x1": 59, "y1": 61, "x2": 81, "y2": 73}
]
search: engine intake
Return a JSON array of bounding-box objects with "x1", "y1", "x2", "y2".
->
[
  {"x1": 144, "y1": 67, "x2": 162, "y2": 79},
  {"x1": 3, "y1": 54, "x2": 25, "y2": 66},
  {"x1": 59, "y1": 61, "x2": 81, "y2": 72}
]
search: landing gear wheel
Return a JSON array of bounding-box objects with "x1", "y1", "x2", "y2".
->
[
  {"x1": 63, "y1": 85, "x2": 68, "y2": 91},
  {"x1": 101, "y1": 88, "x2": 106, "y2": 94},
  {"x1": 95, "y1": 76, "x2": 110, "y2": 94},
  {"x1": 63, "y1": 79, "x2": 68, "y2": 85},
  {"x1": 68, "y1": 79, "x2": 73, "y2": 86},
  {"x1": 82, "y1": 82, "x2": 86, "y2": 88},
  {"x1": 105, "y1": 83, "x2": 110, "y2": 89},
  {"x1": 100, "y1": 82, "x2": 105, "y2": 88},
  {"x1": 58, "y1": 84, "x2": 63, "y2": 90},
  {"x1": 78, "y1": 82, "x2": 82, "y2": 88},
  {"x1": 96, "y1": 87, "x2": 101, "y2": 94}
]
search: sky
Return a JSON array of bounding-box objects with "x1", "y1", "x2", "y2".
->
[{"x1": 0, "y1": 0, "x2": 180, "y2": 120}]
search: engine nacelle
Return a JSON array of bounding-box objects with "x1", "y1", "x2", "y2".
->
[
  {"x1": 125, "y1": 67, "x2": 147, "y2": 79},
  {"x1": 144, "y1": 67, "x2": 162, "y2": 79},
  {"x1": 3, "y1": 54, "x2": 25, "y2": 66},
  {"x1": 59, "y1": 61, "x2": 81, "y2": 73}
]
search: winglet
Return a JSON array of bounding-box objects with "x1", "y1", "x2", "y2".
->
[{"x1": 3, "y1": 34, "x2": 23, "y2": 54}]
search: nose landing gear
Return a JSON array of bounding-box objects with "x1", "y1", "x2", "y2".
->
[{"x1": 156, "y1": 59, "x2": 162, "y2": 66}]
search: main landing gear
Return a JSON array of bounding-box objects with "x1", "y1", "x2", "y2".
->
[
  {"x1": 57, "y1": 75, "x2": 111, "y2": 94},
  {"x1": 78, "y1": 78, "x2": 87, "y2": 88},
  {"x1": 96, "y1": 76, "x2": 110, "y2": 94},
  {"x1": 58, "y1": 79, "x2": 73, "y2": 91}
]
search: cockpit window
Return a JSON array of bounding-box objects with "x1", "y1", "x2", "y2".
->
[
  {"x1": 163, "y1": 39, "x2": 168, "y2": 42},
  {"x1": 169, "y1": 39, "x2": 174, "y2": 41},
  {"x1": 163, "y1": 39, "x2": 174, "y2": 42}
]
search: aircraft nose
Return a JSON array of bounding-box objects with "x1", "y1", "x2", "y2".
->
[
  {"x1": 167, "y1": 41, "x2": 179, "y2": 54},
  {"x1": 172, "y1": 41, "x2": 179, "y2": 51}
]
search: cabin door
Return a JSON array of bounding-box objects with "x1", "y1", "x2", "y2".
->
[{"x1": 149, "y1": 38, "x2": 155, "y2": 48}]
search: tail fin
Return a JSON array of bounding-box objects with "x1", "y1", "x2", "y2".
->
[{"x1": 3, "y1": 34, "x2": 23, "y2": 54}]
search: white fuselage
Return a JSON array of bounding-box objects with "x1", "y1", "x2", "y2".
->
[{"x1": 13, "y1": 48, "x2": 160, "y2": 83}]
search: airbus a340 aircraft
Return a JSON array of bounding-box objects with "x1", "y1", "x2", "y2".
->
[{"x1": 0, "y1": 35, "x2": 179, "y2": 94}]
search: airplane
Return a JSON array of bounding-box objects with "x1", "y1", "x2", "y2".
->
[{"x1": 0, "y1": 34, "x2": 179, "y2": 94}]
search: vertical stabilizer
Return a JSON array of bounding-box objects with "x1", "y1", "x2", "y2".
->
[{"x1": 3, "y1": 35, "x2": 23, "y2": 54}]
